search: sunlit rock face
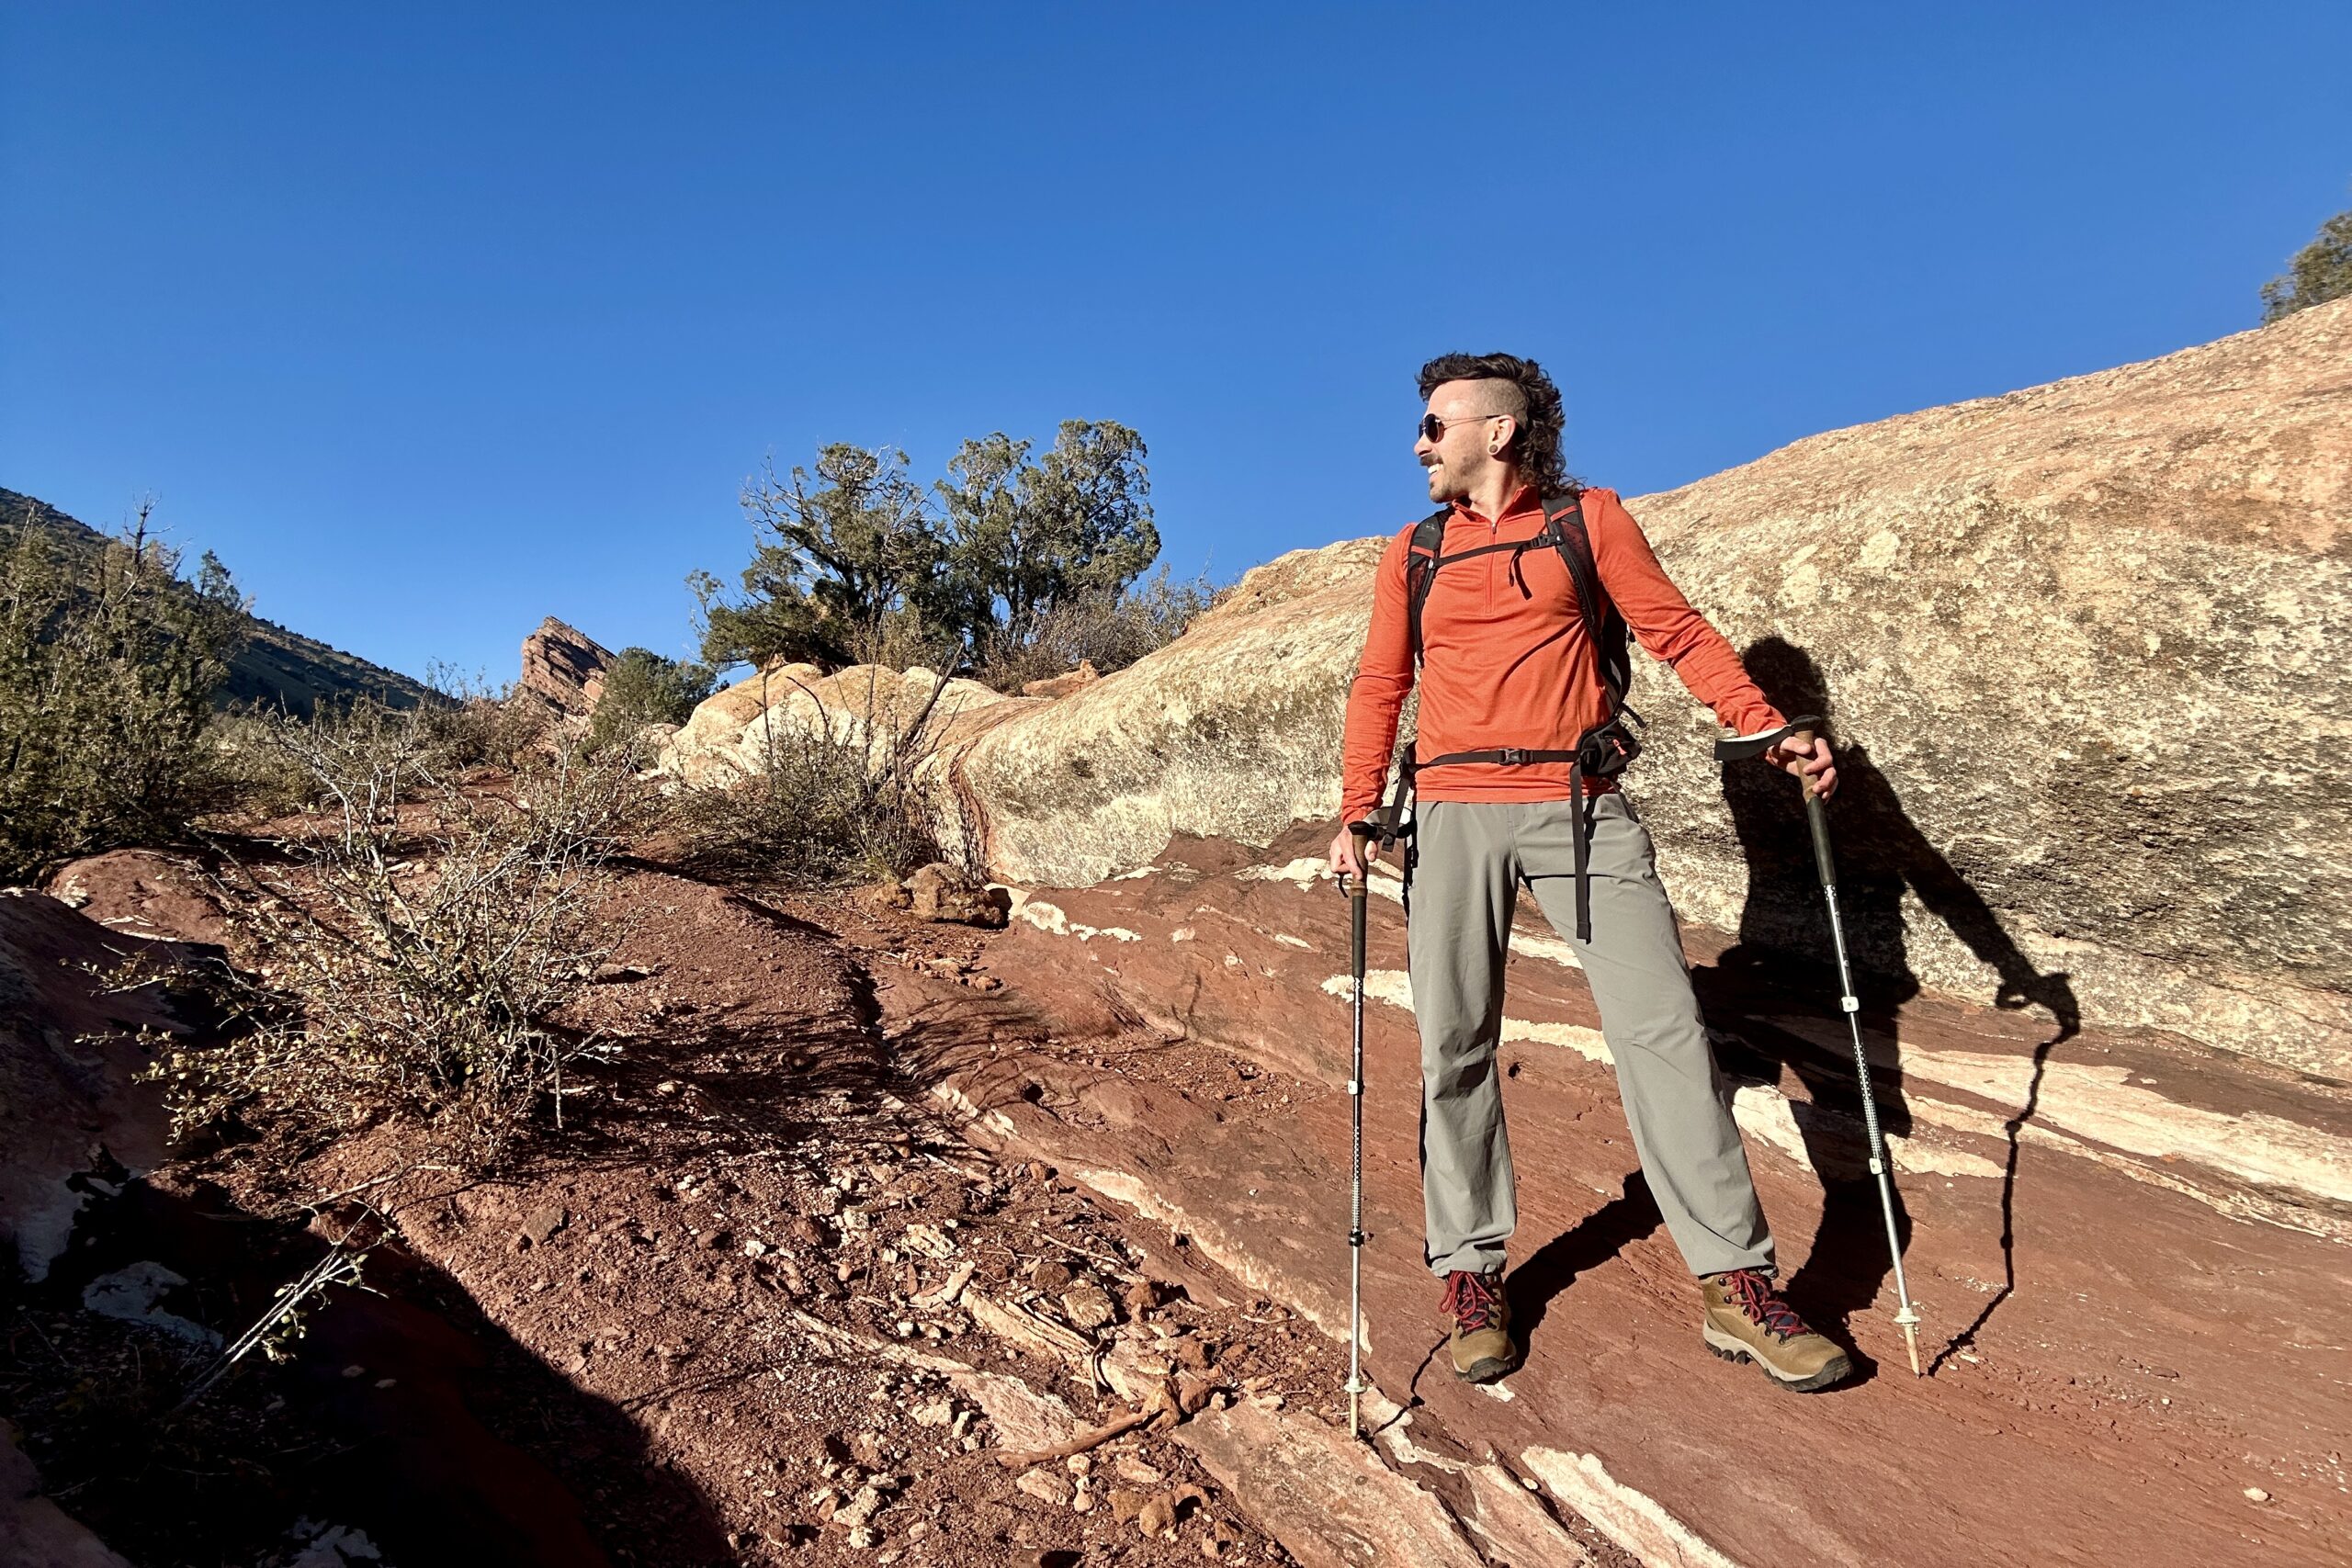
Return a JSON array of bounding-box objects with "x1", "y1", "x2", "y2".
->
[{"x1": 1624, "y1": 298, "x2": 2351, "y2": 1077}]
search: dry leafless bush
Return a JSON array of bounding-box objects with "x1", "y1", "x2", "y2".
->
[
  {"x1": 417, "y1": 660, "x2": 560, "y2": 771},
  {"x1": 671, "y1": 667, "x2": 947, "y2": 886},
  {"x1": 147, "y1": 707, "x2": 652, "y2": 1174},
  {"x1": 975, "y1": 564, "x2": 1222, "y2": 693}
]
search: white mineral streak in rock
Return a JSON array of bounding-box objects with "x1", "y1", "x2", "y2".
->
[
  {"x1": 1505, "y1": 929, "x2": 1584, "y2": 970},
  {"x1": 1015, "y1": 900, "x2": 1139, "y2": 943},
  {"x1": 1320, "y1": 972, "x2": 1613, "y2": 1062},
  {"x1": 1179, "y1": 1395, "x2": 1490, "y2": 1568},
  {"x1": 1756, "y1": 1016, "x2": 2352, "y2": 1211},
  {"x1": 1728, "y1": 1083, "x2": 2003, "y2": 1181},
  {"x1": 1908, "y1": 1049, "x2": 2352, "y2": 1205},
  {"x1": 1521, "y1": 1448, "x2": 1747, "y2": 1568},
  {"x1": 1498, "y1": 1021, "x2": 1614, "y2": 1065},
  {"x1": 1239, "y1": 857, "x2": 1329, "y2": 886},
  {"x1": 1466, "y1": 1461, "x2": 1600, "y2": 1566}
]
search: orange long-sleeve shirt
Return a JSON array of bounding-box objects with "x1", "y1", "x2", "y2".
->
[{"x1": 1340, "y1": 485, "x2": 1784, "y2": 823}]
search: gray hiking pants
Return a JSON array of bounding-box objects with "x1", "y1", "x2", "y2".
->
[{"x1": 1408, "y1": 793, "x2": 1775, "y2": 1280}]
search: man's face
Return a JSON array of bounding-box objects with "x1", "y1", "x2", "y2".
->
[{"x1": 1414, "y1": 379, "x2": 1520, "y2": 503}]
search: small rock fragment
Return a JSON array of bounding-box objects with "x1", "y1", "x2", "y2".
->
[
  {"x1": 520, "y1": 1204, "x2": 569, "y2": 1247},
  {"x1": 834, "y1": 1485, "x2": 886, "y2": 1529},
  {"x1": 1015, "y1": 1468, "x2": 1074, "y2": 1506},
  {"x1": 1061, "y1": 1282, "x2": 1116, "y2": 1332},
  {"x1": 899, "y1": 1223, "x2": 956, "y2": 1259},
  {"x1": 1175, "y1": 1371, "x2": 1219, "y2": 1415},
  {"x1": 2245, "y1": 1487, "x2": 2271, "y2": 1503},
  {"x1": 860, "y1": 880, "x2": 914, "y2": 913},
  {"x1": 1114, "y1": 1455, "x2": 1166, "y2": 1486},
  {"x1": 1136, "y1": 1494, "x2": 1179, "y2": 1539}
]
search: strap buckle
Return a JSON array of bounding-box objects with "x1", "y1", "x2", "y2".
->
[{"x1": 1498, "y1": 747, "x2": 1530, "y2": 766}]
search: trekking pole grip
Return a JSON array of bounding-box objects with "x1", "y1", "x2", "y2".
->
[
  {"x1": 1347, "y1": 828, "x2": 1371, "y2": 969},
  {"x1": 1803, "y1": 784, "x2": 1838, "y2": 891}
]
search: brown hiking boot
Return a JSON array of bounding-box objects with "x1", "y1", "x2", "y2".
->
[
  {"x1": 1441, "y1": 1269, "x2": 1518, "y2": 1382},
  {"x1": 1701, "y1": 1269, "x2": 1852, "y2": 1393}
]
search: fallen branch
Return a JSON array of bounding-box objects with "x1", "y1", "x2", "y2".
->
[{"x1": 996, "y1": 1386, "x2": 1178, "y2": 1469}]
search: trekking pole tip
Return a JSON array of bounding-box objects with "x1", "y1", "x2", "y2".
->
[{"x1": 1894, "y1": 1303, "x2": 1924, "y2": 1376}]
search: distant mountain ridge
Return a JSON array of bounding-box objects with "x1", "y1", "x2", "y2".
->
[{"x1": 2, "y1": 486, "x2": 435, "y2": 715}]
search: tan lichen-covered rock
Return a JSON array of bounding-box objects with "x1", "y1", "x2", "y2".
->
[
  {"x1": 1627, "y1": 298, "x2": 2352, "y2": 1077},
  {"x1": 1023, "y1": 660, "x2": 1102, "y2": 699},
  {"x1": 654, "y1": 663, "x2": 1039, "y2": 791},
  {"x1": 950, "y1": 553, "x2": 1374, "y2": 887},
  {"x1": 940, "y1": 301, "x2": 2352, "y2": 1076}
]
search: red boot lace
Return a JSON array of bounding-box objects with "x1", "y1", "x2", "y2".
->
[
  {"x1": 1720, "y1": 1269, "x2": 1811, "y2": 1341},
  {"x1": 1440, "y1": 1270, "x2": 1501, "y2": 1333}
]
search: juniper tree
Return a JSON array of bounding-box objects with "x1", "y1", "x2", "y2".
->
[
  {"x1": 691, "y1": 445, "x2": 944, "y2": 671},
  {"x1": 0, "y1": 502, "x2": 247, "y2": 879}
]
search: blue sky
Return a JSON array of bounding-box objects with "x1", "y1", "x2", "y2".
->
[{"x1": 5, "y1": 4, "x2": 2347, "y2": 682}]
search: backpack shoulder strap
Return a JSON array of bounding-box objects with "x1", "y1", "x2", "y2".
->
[
  {"x1": 1403, "y1": 508, "x2": 1450, "y2": 667},
  {"x1": 1542, "y1": 493, "x2": 1632, "y2": 709}
]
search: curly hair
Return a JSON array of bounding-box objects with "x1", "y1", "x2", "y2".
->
[{"x1": 1416, "y1": 352, "x2": 1580, "y2": 500}]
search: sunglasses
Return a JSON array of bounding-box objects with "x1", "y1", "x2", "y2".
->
[{"x1": 1418, "y1": 412, "x2": 1507, "y2": 443}]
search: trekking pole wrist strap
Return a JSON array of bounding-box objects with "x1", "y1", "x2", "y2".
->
[{"x1": 1713, "y1": 714, "x2": 1826, "y2": 763}]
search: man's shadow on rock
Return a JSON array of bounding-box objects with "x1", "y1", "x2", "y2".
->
[
  {"x1": 1697, "y1": 637, "x2": 2079, "y2": 1364},
  {"x1": 1502, "y1": 1170, "x2": 1663, "y2": 1352}
]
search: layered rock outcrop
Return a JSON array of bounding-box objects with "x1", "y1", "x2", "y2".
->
[
  {"x1": 517, "y1": 616, "x2": 615, "y2": 716},
  {"x1": 662, "y1": 301, "x2": 2350, "y2": 1076}
]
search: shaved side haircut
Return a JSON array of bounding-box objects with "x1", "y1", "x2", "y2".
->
[{"x1": 1417, "y1": 352, "x2": 1578, "y2": 499}]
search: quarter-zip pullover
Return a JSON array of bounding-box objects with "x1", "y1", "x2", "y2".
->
[{"x1": 1340, "y1": 485, "x2": 1784, "y2": 822}]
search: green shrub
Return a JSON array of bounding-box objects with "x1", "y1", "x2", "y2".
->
[
  {"x1": 2262, "y1": 201, "x2": 2352, "y2": 322},
  {"x1": 0, "y1": 508, "x2": 246, "y2": 882},
  {"x1": 582, "y1": 647, "x2": 715, "y2": 754}
]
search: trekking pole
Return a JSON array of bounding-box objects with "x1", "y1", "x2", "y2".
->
[
  {"x1": 1716, "y1": 717, "x2": 1926, "y2": 1376},
  {"x1": 1339, "y1": 827, "x2": 1372, "y2": 1438}
]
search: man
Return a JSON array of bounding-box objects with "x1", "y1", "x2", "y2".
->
[{"x1": 1327, "y1": 352, "x2": 1851, "y2": 1393}]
